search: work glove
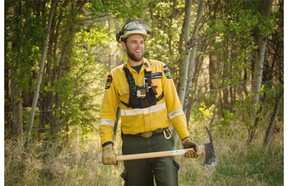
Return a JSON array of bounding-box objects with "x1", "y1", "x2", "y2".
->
[
  {"x1": 182, "y1": 137, "x2": 199, "y2": 158},
  {"x1": 101, "y1": 144, "x2": 117, "y2": 165}
]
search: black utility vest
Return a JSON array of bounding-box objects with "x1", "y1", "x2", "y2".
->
[{"x1": 121, "y1": 64, "x2": 163, "y2": 109}]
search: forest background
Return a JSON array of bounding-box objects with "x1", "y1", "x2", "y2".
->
[{"x1": 4, "y1": 0, "x2": 284, "y2": 185}]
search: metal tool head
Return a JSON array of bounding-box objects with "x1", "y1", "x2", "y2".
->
[{"x1": 203, "y1": 126, "x2": 217, "y2": 166}]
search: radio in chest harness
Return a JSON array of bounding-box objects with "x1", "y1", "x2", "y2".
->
[{"x1": 121, "y1": 65, "x2": 163, "y2": 109}]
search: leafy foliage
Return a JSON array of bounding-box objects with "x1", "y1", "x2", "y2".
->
[{"x1": 5, "y1": 0, "x2": 283, "y2": 185}]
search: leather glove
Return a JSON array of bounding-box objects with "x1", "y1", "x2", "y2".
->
[
  {"x1": 182, "y1": 137, "x2": 199, "y2": 158},
  {"x1": 102, "y1": 144, "x2": 117, "y2": 165}
]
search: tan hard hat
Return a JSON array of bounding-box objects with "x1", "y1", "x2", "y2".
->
[{"x1": 116, "y1": 19, "x2": 151, "y2": 43}]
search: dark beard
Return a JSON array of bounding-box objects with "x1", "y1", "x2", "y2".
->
[{"x1": 126, "y1": 49, "x2": 143, "y2": 62}]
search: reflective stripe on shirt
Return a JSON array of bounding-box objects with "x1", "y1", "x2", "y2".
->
[
  {"x1": 100, "y1": 118, "x2": 115, "y2": 127},
  {"x1": 168, "y1": 109, "x2": 184, "y2": 119},
  {"x1": 121, "y1": 102, "x2": 166, "y2": 116}
]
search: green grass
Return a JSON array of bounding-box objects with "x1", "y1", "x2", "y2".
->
[
  {"x1": 212, "y1": 147, "x2": 283, "y2": 186},
  {"x1": 5, "y1": 125, "x2": 283, "y2": 186},
  {"x1": 178, "y1": 124, "x2": 283, "y2": 186}
]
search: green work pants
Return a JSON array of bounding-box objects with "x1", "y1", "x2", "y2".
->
[{"x1": 121, "y1": 131, "x2": 179, "y2": 186}]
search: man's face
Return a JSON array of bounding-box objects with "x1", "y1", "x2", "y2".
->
[{"x1": 123, "y1": 34, "x2": 145, "y2": 63}]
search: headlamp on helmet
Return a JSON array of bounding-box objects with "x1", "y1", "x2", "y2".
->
[{"x1": 116, "y1": 19, "x2": 152, "y2": 43}]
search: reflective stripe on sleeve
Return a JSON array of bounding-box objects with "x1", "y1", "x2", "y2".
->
[
  {"x1": 168, "y1": 109, "x2": 184, "y2": 119},
  {"x1": 100, "y1": 119, "x2": 115, "y2": 127},
  {"x1": 121, "y1": 102, "x2": 166, "y2": 116}
]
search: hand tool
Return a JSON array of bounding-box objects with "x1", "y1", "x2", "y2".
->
[{"x1": 116, "y1": 126, "x2": 217, "y2": 166}]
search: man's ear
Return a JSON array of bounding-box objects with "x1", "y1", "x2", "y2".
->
[{"x1": 121, "y1": 41, "x2": 126, "y2": 49}]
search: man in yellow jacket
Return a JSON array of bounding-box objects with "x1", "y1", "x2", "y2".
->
[{"x1": 100, "y1": 19, "x2": 198, "y2": 185}]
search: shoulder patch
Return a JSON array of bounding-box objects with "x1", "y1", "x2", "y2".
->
[
  {"x1": 163, "y1": 66, "x2": 172, "y2": 79},
  {"x1": 105, "y1": 75, "x2": 112, "y2": 89}
]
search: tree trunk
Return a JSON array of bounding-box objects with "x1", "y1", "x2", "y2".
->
[
  {"x1": 209, "y1": 51, "x2": 218, "y2": 92},
  {"x1": 207, "y1": 0, "x2": 221, "y2": 113},
  {"x1": 5, "y1": 0, "x2": 24, "y2": 139},
  {"x1": 263, "y1": 89, "x2": 283, "y2": 147},
  {"x1": 25, "y1": 0, "x2": 58, "y2": 147},
  {"x1": 12, "y1": 88, "x2": 23, "y2": 138},
  {"x1": 173, "y1": 0, "x2": 193, "y2": 148},
  {"x1": 185, "y1": 0, "x2": 204, "y2": 108},
  {"x1": 222, "y1": 46, "x2": 229, "y2": 111},
  {"x1": 247, "y1": 0, "x2": 273, "y2": 145},
  {"x1": 178, "y1": 0, "x2": 192, "y2": 105}
]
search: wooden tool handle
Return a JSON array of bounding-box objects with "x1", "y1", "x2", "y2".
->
[{"x1": 116, "y1": 146, "x2": 204, "y2": 161}]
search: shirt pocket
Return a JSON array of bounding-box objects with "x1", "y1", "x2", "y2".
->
[
  {"x1": 118, "y1": 83, "x2": 129, "y2": 96},
  {"x1": 118, "y1": 82, "x2": 130, "y2": 104}
]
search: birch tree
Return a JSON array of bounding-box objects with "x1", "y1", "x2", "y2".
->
[
  {"x1": 247, "y1": 0, "x2": 273, "y2": 145},
  {"x1": 178, "y1": 0, "x2": 192, "y2": 106},
  {"x1": 179, "y1": 0, "x2": 204, "y2": 107},
  {"x1": 25, "y1": 0, "x2": 58, "y2": 147},
  {"x1": 185, "y1": 0, "x2": 204, "y2": 112},
  {"x1": 179, "y1": 0, "x2": 204, "y2": 122}
]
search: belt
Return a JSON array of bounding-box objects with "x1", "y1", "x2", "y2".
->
[{"x1": 124, "y1": 128, "x2": 167, "y2": 138}]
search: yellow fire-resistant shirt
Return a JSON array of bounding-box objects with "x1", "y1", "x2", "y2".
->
[{"x1": 99, "y1": 58, "x2": 190, "y2": 145}]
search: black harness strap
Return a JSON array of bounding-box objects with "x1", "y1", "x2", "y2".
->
[{"x1": 121, "y1": 65, "x2": 163, "y2": 109}]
